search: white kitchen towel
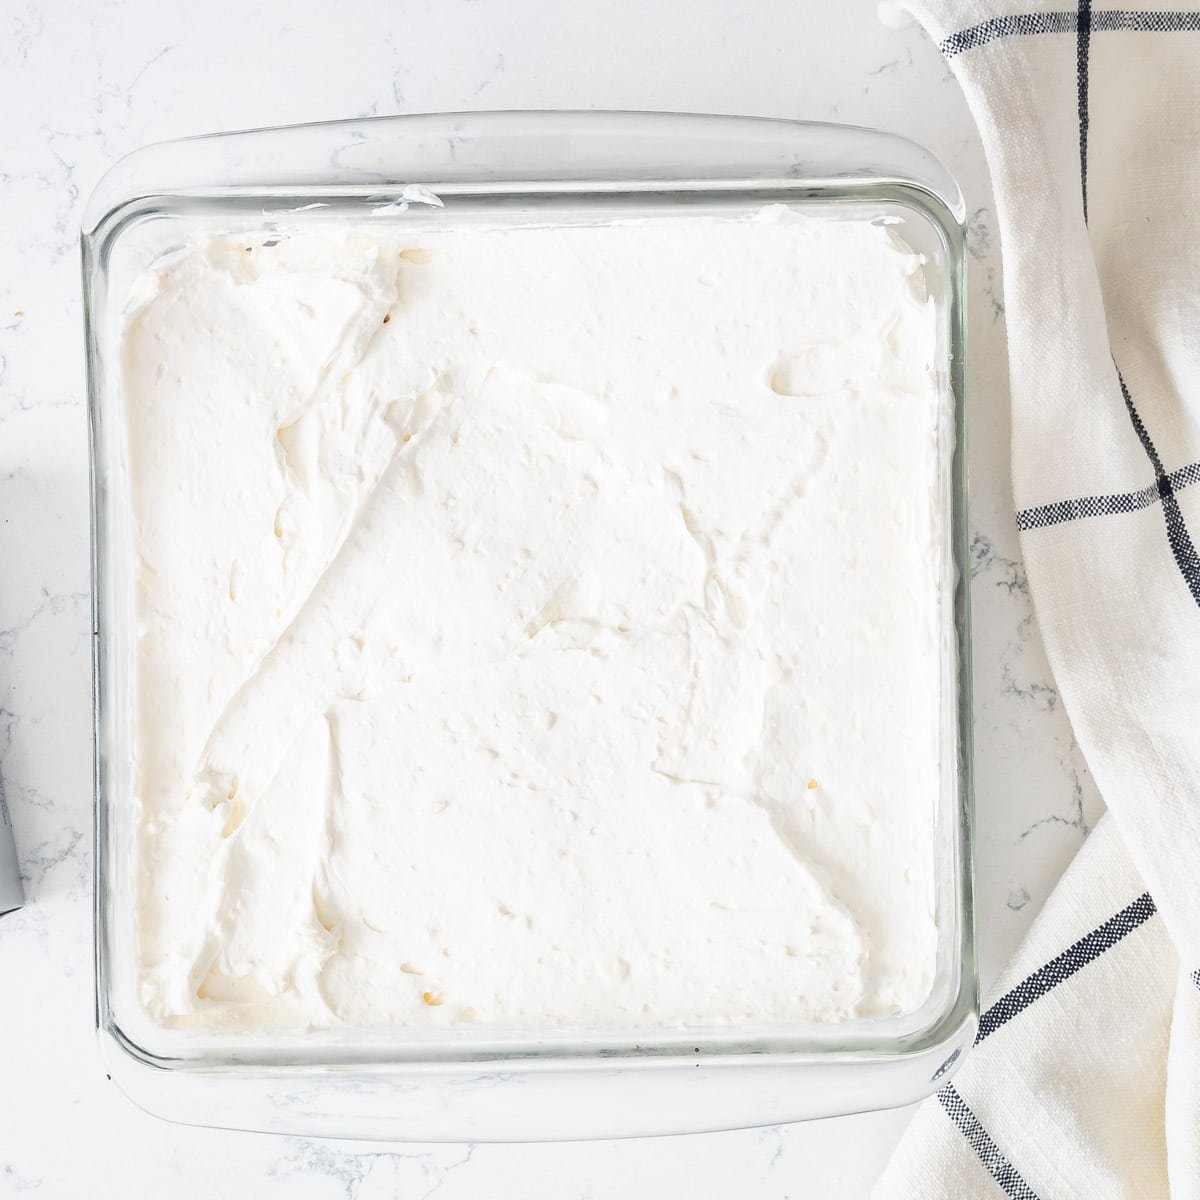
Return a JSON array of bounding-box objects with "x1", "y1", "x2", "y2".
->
[{"x1": 873, "y1": 3, "x2": 1200, "y2": 1197}]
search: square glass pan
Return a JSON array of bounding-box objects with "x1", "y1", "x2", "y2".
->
[{"x1": 85, "y1": 112, "x2": 975, "y2": 1138}]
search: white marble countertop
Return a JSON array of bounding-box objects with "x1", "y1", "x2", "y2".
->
[{"x1": 0, "y1": 0, "x2": 1102, "y2": 1194}]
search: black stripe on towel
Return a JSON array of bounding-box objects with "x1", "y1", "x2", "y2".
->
[
  {"x1": 1094, "y1": 10, "x2": 1200, "y2": 32},
  {"x1": 939, "y1": 11, "x2": 1077, "y2": 55},
  {"x1": 1016, "y1": 462, "x2": 1200, "y2": 530},
  {"x1": 1077, "y1": 0, "x2": 1093, "y2": 222},
  {"x1": 938, "y1": 1085, "x2": 1042, "y2": 1199},
  {"x1": 940, "y1": 9, "x2": 1200, "y2": 56},
  {"x1": 976, "y1": 892, "x2": 1157, "y2": 1043},
  {"x1": 1117, "y1": 373, "x2": 1200, "y2": 607}
]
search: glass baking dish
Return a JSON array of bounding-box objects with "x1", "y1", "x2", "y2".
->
[{"x1": 83, "y1": 111, "x2": 974, "y2": 1140}]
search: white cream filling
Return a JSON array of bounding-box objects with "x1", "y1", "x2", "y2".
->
[{"x1": 123, "y1": 207, "x2": 943, "y2": 1031}]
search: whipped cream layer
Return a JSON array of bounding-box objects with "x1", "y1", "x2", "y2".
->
[{"x1": 123, "y1": 207, "x2": 944, "y2": 1031}]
